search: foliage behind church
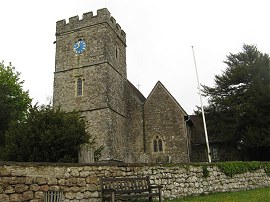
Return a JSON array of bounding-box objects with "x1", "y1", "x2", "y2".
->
[{"x1": 196, "y1": 44, "x2": 270, "y2": 161}]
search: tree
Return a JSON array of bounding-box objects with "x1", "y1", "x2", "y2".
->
[
  {"x1": 200, "y1": 44, "x2": 270, "y2": 160},
  {"x1": 0, "y1": 104, "x2": 89, "y2": 162},
  {"x1": 0, "y1": 61, "x2": 31, "y2": 146}
]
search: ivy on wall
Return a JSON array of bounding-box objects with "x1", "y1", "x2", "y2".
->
[
  {"x1": 166, "y1": 161, "x2": 270, "y2": 177},
  {"x1": 216, "y1": 161, "x2": 261, "y2": 177},
  {"x1": 264, "y1": 162, "x2": 270, "y2": 177}
]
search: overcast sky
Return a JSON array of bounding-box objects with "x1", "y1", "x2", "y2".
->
[{"x1": 1, "y1": 0, "x2": 269, "y2": 114}]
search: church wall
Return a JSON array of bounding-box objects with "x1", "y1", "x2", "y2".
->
[
  {"x1": 80, "y1": 109, "x2": 125, "y2": 162},
  {"x1": 125, "y1": 83, "x2": 145, "y2": 163},
  {"x1": 106, "y1": 64, "x2": 126, "y2": 117},
  {"x1": 53, "y1": 64, "x2": 108, "y2": 112},
  {"x1": 144, "y1": 84, "x2": 189, "y2": 163},
  {"x1": 103, "y1": 27, "x2": 127, "y2": 79},
  {"x1": 105, "y1": 109, "x2": 127, "y2": 161},
  {"x1": 53, "y1": 64, "x2": 127, "y2": 162},
  {"x1": 80, "y1": 110, "x2": 110, "y2": 160},
  {"x1": 55, "y1": 24, "x2": 107, "y2": 73}
]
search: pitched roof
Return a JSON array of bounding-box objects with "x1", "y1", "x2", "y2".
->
[{"x1": 126, "y1": 79, "x2": 146, "y2": 103}]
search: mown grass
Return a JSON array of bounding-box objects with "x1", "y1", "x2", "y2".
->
[
  {"x1": 166, "y1": 187, "x2": 270, "y2": 202},
  {"x1": 136, "y1": 187, "x2": 270, "y2": 202}
]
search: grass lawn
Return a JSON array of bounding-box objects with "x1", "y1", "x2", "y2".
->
[{"x1": 166, "y1": 187, "x2": 270, "y2": 202}]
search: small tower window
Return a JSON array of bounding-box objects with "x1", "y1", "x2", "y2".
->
[
  {"x1": 153, "y1": 136, "x2": 163, "y2": 152},
  {"x1": 115, "y1": 45, "x2": 119, "y2": 59},
  {"x1": 77, "y1": 78, "x2": 83, "y2": 96}
]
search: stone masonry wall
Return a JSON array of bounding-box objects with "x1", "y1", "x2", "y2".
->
[
  {"x1": 0, "y1": 162, "x2": 269, "y2": 201},
  {"x1": 144, "y1": 82, "x2": 189, "y2": 163}
]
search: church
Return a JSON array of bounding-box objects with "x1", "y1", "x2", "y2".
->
[{"x1": 53, "y1": 8, "x2": 200, "y2": 163}]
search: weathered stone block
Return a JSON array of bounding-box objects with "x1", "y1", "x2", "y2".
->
[
  {"x1": 65, "y1": 178, "x2": 80, "y2": 186},
  {"x1": 30, "y1": 184, "x2": 39, "y2": 191},
  {"x1": 75, "y1": 192, "x2": 84, "y2": 199},
  {"x1": 15, "y1": 184, "x2": 28, "y2": 193},
  {"x1": 39, "y1": 185, "x2": 49, "y2": 192},
  {"x1": 5, "y1": 185, "x2": 15, "y2": 194},
  {"x1": 9, "y1": 193, "x2": 22, "y2": 201},
  {"x1": 34, "y1": 191, "x2": 44, "y2": 199},
  {"x1": 0, "y1": 167, "x2": 11, "y2": 176},
  {"x1": 65, "y1": 191, "x2": 75, "y2": 199},
  {"x1": 47, "y1": 177, "x2": 57, "y2": 185},
  {"x1": 22, "y1": 190, "x2": 34, "y2": 201},
  {"x1": 36, "y1": 177, "x2": 47, "y2": 185},
  {"x1": 25, "y1": 177, "x2": 34, "y2": 185},
  {"x1": 85, "y1": 176, "x2": 98, "y2": 184},
  {"x1": 58, "y1": 178, "x2": 65, "y2": 185}
]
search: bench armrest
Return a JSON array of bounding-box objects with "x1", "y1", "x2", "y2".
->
[
  {"x1": 102, "y1": 188, "x2": 116, "y2": 192},
  {"x1": 150, "y1": 185, "x2": 163, "y2": 189}
]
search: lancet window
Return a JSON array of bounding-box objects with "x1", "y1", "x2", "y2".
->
[
  {"x1": 153, "y1": 136, "x2": 163, "y2": 152},
  {"x1": 76, "y1": 78, "x2": 83, "y2": 96}
]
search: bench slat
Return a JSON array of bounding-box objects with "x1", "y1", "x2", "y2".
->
[
  {"x1": 101, "y1": 176, "x2": 162, "y2": 202},
  {"x1": 114, "y1": 192, "x2": 160, "y2": 199}
]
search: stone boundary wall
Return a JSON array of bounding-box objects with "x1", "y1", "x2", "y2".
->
[{"x1": 0, "y1": 162, "x2": 269, "y2": 201}]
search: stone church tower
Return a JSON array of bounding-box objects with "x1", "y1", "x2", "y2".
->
[
  {"x1": 53, "y1": 8, "x2": 191, "y2": 163},
  {"x1": 53, "y1": 8, "x2": 128, "y2": 161}
]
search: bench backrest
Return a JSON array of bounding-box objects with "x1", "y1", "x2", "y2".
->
[{"x1": 101, "y1": 176, "x2": 151, "y2": 196}]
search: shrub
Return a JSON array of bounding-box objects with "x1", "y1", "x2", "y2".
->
[
  {"x1": 202, "y1": 165, "x2": 209, "y2": 178},
  {"x1": 216, "y1": 161, "x2": 261, "y2": 177}
]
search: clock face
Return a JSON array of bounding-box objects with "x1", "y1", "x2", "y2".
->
[{"x1": 73, "y1": 40, "x2": 86, "y2": 54}]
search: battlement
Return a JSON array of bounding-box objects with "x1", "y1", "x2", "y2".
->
[{"x1": 56, "y1": 8, "x2": 126, "y2": 43}]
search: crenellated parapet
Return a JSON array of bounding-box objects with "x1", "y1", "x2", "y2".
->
[{"x1": 56, "y1": 8, "x2": 126, "y2": 43}]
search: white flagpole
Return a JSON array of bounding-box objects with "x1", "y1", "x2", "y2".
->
[{"x1": 191, "y1": 46, "x2": 211, "y2": 163}]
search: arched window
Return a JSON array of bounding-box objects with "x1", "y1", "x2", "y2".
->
[
  {"x1": 153, "y1": 136, "x2": 163, "y2": 152},
  {"x1": 153, "y1": 139, "x2": 158, "y2": 152},
  {"x1": 158, "y1": 139, "x2": 163, "y2": 152},
  {"x1": 77, "y1": 78, "x2": 83, "y2": 96}
]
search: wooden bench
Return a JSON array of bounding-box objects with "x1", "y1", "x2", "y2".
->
[{"x1": 100, "y1": 176, "x2": 163, "y2": 202}]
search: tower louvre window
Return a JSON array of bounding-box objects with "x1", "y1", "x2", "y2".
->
[{"x1": 77, "y1": 78, "x2": 83, "y2": 96}]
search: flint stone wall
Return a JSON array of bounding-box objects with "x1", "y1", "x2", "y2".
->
[{"x1": 0, "y1": 162, "x2": 269, "y2": 201}]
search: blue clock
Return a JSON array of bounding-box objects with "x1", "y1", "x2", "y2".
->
[{"x1": 73, "y1": 40, "x2": 86, "y2": 54}]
